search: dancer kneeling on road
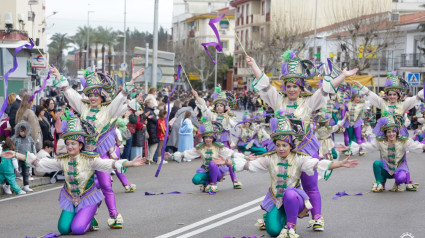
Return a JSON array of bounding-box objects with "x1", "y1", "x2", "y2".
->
[
  {"x1": 214, "y1": 113, "x2": 358, "y2": 238},
  {"x1": 164, "y1": 117, "x2": 251, "y2": 194},
  {"x1": 0, "y1": 116, "x2": 146, "y2": 235},
  {"x1": 336, "y1": 111, "x2": 425, "y2": 193}
]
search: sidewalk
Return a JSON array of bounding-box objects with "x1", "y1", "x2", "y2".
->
[{"x1": 0, "y1": 176, "x2": 52, "y2": 195}]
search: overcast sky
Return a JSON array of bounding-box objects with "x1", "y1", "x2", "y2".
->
[{"x1": 45, "y1": 0, "x2": 173, "y2": 39}]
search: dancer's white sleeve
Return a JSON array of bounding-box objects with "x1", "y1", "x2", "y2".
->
[
  {"x1": 25, "y1": 153, "x2": 63, "y2": 172},
  {"x1": 350, "y1": 140, "x2": 379, "y2": 154},
  {"x1": 173, "y1": 148, "x2": 201, "y2": 163},
  {"x1": 251, "y1": 73, "x2": 283, "y2": 110},
  {"x1": 91, "y1": 157, "x2": 127, "y2": 173},
  {"x1": 233, "y1": 155, "x2": 269, "y2": 173},
  {"x1": 299, "y1": 156, "x2": 332, "y2": 180},
  {"x1": 404, "y1": 139, "x2": 425, "y2": 154}
]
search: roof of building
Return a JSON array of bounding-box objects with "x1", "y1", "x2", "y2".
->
[{"x1": 186, "y1": 7, "x2": 235, "y2": 23}]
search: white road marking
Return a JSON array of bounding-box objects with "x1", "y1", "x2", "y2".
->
[
  {"x1": 0, "y1": 186, "x2": 62, "y2": 202},
  {"x1": 176, "y1": 206, "x2": 261, "y2": 238},
  {"x1": 156, "y1": 196, "x2": 264, "y2": 238}
]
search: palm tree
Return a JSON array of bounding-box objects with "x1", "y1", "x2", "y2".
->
[
  {"x1": 48, "y1": 33, "x2": 73, "y2": 71},
  {"x1": 97, "y1": 26, "x2": 118, "y2": 73}
]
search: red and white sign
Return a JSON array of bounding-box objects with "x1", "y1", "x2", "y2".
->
[{"x1": 31, "y1": 53, "x2": 47, "y2": 68}]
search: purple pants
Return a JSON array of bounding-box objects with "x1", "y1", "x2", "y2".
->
[
  {"x1": 209, "y1": 161, "x2": 237, "y2": 183},
  {"x1": 97, "y1": 145, "x2": 130, "y2": 217},
  {"x1": 344, "y1": 126, "x2": 364, "y2": 146},
  {"x1": 300, "y1": 151, "x2": 322, "y2": 220},
  {"x1": 57, "y1": 204, "x2": 98, "y2": 235}
]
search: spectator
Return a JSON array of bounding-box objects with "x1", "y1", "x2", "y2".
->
[
  {"x1": 5, "y1": 93, "x2": 17, "y2": 115},
  {"x1": 34, "y1": 140, "x2": 54, "y2": 177},
  {"x1": 129, "y1": 99, "x2": 147, "y2": 161},
  {"x1": 144, "y1": 99, "x2": 159, "y2": 164},
  {"x1": 144, "y1": 88, "x2": 158, "y2": 108},
  {"x1": 12, "y1": 120, "x2": 36, "y2": 192},
  {"x1": 0, "y1": 137, "x2": 25, "y2": 195},
  {"x1": 178, "y1": 111, "x2": 194, "y2": 153},
  {"x1": 36, "y1": 105, "x2": 54, "y2": 143},
  {"x1": 117, "y1": 110, "x2": 131, "y2": 150},
  {"x1": 167, "y1": 106, "x2": 200, "y2": 152},
  {"x1": 157, "y1": 110, "x2": 167, "y2": 163},
  {"x1": 9, "y1": 88, "x2": 28, "y2": 136},
  {"x1": 169, "y1": 100, "x2": 181, "y2": 121},
  {"x1": 15, "y1": 94, "x2": 43, "y2": 151},
  {"x1": 43, "y1": 98, "x2": 57, "y2": 126}
]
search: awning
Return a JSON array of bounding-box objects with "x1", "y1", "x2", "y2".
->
[{"x1": 271, "y1": 75, "x2": 375, "y2": 90}]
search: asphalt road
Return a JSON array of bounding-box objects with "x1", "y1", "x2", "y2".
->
[{"x1": 1, "y1": 113, "x2": 425, "y2": 238}]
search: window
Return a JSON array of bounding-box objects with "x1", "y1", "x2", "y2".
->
[
  {"x1": 221, "y1": 41, "x2": 229, "y2": 50},
  {"x1": 246, "y1": 4, "x2": 249, "y2": 24},
  {"x1": 262, "y1": 1, "x2": 265, "y2": 15},
  {"x1": 241, "y1": 6, "x2": 244, "y2": 25}
]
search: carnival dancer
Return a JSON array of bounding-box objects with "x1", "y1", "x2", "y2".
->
[
  {"x1": 164, "y1": 118, "x2": 248, "y2": 193},
  {"x1": 253, "y1": 107, "x2": 274, "y2": 152},
  {"x1": 246, "y1": 51, "x2": 359, "y2": 230},
  {"x1": 214, "y1": 114, "x2": 358, "y2": 238},
  {"x1": 353, "y1": 72, "x2": 424, "y2": 136},
  {"x1": 336, "y1": 112, "x2": 425, "y2": 192},
  {"x1": 335, "y1": 81, "x2": 351, "y2": 124},
  {"x1": 314, "y1": 110, "x2": 344, "y2": 160},
  {"x1": 192, "y1": 86, "x2": 237, "y2": 148},
  {"x1": 342, "y1": 86, "x2": 366, "y2": 155},
  {"x1": 50, "y1": 66, "x2": 144, "y2": 228},
  {"x1": 0, "y1": 116, "x2": 146, "y2": 235},
  {"x1": 237, "y1": 112, "x2": 268, "y2": 155},
  {"x1": 413, "y1": 103, "x2": 425, "y2": 143}
]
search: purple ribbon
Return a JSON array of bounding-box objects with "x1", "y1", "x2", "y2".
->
[
  {"x1": 201, "y1": 14, "x2": 225, "y2": 64},
  {"x1": 0, "y1": 40, "x2": 34, "y2": 120},
  {"x1": 155, "y1": 65, "x2": 181, "y2": 177},
  {"x1": 235, "y1": 113, "x2": 273, "y2": 126},
  {"x1": 145, "y1": 191, "x2": 181, "y2": 196},
  {"x1": 26, "y1": 233, "x2": 61, "y2": 238},
  {"x1": 29, "y1": 71, "x2": 51, "y2": 103},
  {"x1": 332, "y1": 190, "x2": 364, "y2": 200}
]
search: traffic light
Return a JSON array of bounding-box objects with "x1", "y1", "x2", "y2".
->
[{"x1": 174, "y1": 74, "x2": 178, "y2": 80}]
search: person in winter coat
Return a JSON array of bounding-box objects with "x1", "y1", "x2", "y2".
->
[
  {"x1": 13, "y1": 120, "x2": 37, "y2": 192},
  {"x1": 9, "y1": 89, "x2": 28, "y2": 136},
  {"x1": 15, "y1": 94, "x2": 43, "y2": 151},
  {"x1": 166, "y1": 106, "x2": 200, "y2": 152},
  {"x1": 144, "y1": 99, "x2": 159, "y2": 163},
  {"x1": 36, "y1": 105, "x2": 54, "y2": 143}
]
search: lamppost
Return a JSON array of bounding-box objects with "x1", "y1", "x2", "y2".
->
[
  {"x1": 86, "y1": 10, "x2": 94, "y2": 68},
  {"x1": 122, "y1": 0, "x2": 127, "y2": 83}
]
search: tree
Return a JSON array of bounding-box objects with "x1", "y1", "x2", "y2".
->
[
  {"x1": 175, "y1": 44, "x2": 227, "y2": 91},
  {"x1": 48, "y1": 33, "x2": 73, "y2": 71},
  {"x1": 326, "y1": 2, "x2": 400, "y2": 74}
]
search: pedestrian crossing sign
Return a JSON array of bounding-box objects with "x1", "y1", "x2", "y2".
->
[{"x1": 407, "y1": 73, "x2": 420, "y2": 86}]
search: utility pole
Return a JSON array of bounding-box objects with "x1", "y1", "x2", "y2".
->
[
  {"x1": 145, "y1": 42, "x2": 149, "y2": 94},
  {"x1": 215, "y1": 50, "x2": 218, "y2": 89},
  {"x1": 122, "y1": 0, "x2": 127, "y2": 83},
  {"x1": 152, "y1": 0, "x2": 159, "y2": 88},
  {"x1": 313, "y1": 0, "x2": 318, "y2": 56},
  {"x1": 86, "y1": 11, "x2": 93, "y2": 68}
]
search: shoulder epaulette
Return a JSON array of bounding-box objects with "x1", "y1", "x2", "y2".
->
[
  {"x1": 80, "y1": 151, "x2": 99, "y2": 159},
  {"x1": 55, "y1": 154, "x2": 69, "y2": 160},
  {"x1": 261, "y1": 151, "x2": 276, "y2": 156},
  {"x1": 196, "y1": 143, "x2": 205, "y2": 149},
  {"x1": 214, "y1": 142, "x2": 225, "y2": 148}
]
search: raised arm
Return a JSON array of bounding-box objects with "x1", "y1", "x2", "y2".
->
[
  {"x1": 353, "y1": 81, "x2": 387, "y2": 109},
  {"x1": 50, "y1": 66, "x2": 84, "y2": 113},
  {"x1": 246, "y1": 56, "x2": 283, "y2": 110},
  {"x1": 2, "y1": 151, "x2": 62, "y2": 173}
]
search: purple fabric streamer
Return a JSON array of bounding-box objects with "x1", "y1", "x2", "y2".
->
[
  {"x1": 333, "y1": 190, "x2": 365, "y2": 200},
  {"x1": 235, "y1": 113, "x2": 273, "y2": 126},
  {"x1": 145, "y1": 191, "x2": 181, "y2": 196},
  {"x1": 0, "y1": 40, "x2": 34, "y2": 120},
  {"x1": 29, "y1": 71, "x2": 51, "y2": 103},
  {"x1": 155, "y1": 66, "x2": 182, "y2": 177},
  {"x1": 26, "y1": 233, "x2": 61, "y2": 238},
  {"x1": 327, "y1": 58, "x2": 333, "y2": 74},
  {"x1": 201, "y1": 14, "x2": 225, "y2": 64}
]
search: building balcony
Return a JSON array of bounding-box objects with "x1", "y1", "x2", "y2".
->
[
  {"x1": 266, "y1": 12, "x2": 270, "y2": 22},
  {"x1": 400, "y1": 53, "x2": 425, "y2": 68}
]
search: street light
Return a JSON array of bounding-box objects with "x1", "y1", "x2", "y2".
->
[
  {"x1": 87, "y1": 10, "x2": 94, "y2": 68},
  {"x1": 214, "y1": 50, "x2": 223, "y2": 89},
  {"x1": 122, "y1": 0, "x2": 127, "y2": 83}
]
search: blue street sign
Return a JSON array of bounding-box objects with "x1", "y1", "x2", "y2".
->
[{"x1": 407, "y1": 73, "x2": 420, "y2": 86}]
